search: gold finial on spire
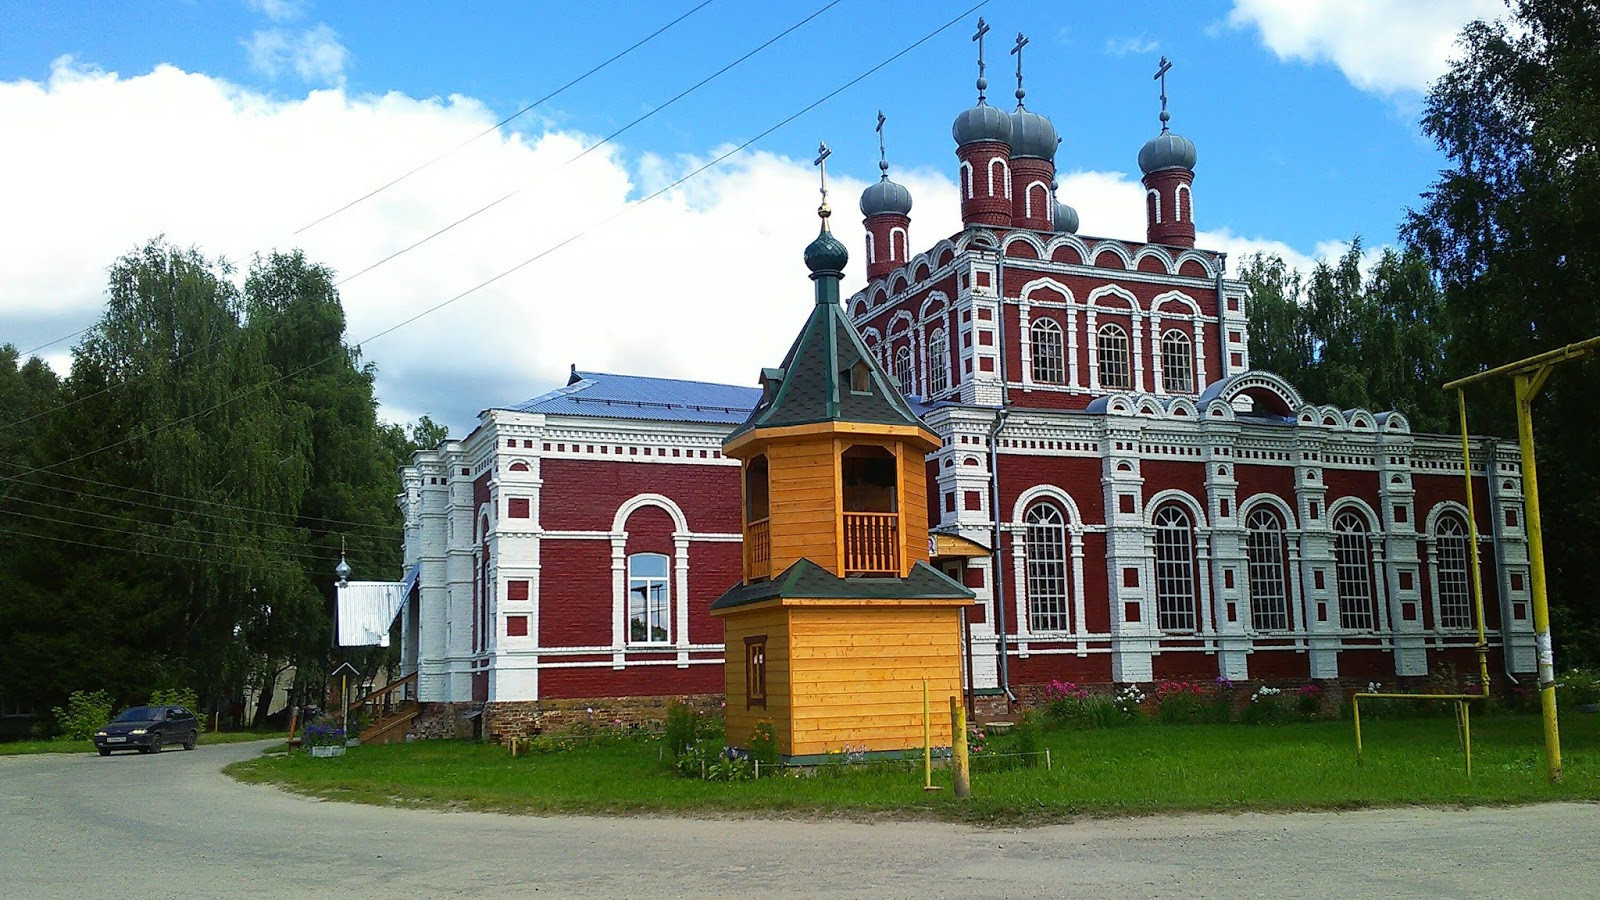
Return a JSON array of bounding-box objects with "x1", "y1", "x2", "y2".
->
[{"x1": 813, "y1": 140, "x2": 833, "y2": 224}]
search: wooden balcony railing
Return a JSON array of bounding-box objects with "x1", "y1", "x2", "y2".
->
[
  {"x1": 745, "y1": 517, "x2": 771, "y2": 580},
  {"x1": 844, "y1": 512, "x2": 899, "y2": 575}
]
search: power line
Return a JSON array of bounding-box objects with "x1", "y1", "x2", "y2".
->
[
  {"x1": 0, "y1": 0, "x2": 991, "y2": 493},
  {"x1": 0, "y1": 460, "x2": 401, "y2": 535},
  {"x1": 4, "y1": 506, "x2": 330, "y2": 565},
  {"x1": 4, "y1": 493, "x2": 355, "y2": 558},
  {"x1": 332, "y1": 0, "x2": 843, "y2": 287},
  {"x1": 294, "y1": 0, "x2": 719, "y2": 236},
  {"x1": 0, "y1": 524, "x2": 315, "y2": 573},
  {"x1": 1, "y1": 0, "x2": 837, "y2": 433}
]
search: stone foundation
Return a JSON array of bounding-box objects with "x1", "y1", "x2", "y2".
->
[
  {"x1": 482, "y1": 693, "x2": 724, "y2": 745},
  {"x1": 411, "y1": 701, "x2": 482, "y2": 740}
]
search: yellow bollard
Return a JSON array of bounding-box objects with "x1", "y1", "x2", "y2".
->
[
  {"x1": 950, "y1": 696, "x2": 970, "y2": 799},
  {"x1": 922, "y1": 678, "x2": 939, "y2": 792}
]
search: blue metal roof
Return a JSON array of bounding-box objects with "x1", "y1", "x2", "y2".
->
[{"x1": 501, "y1": 371, "x2": 760, "y2": 424}]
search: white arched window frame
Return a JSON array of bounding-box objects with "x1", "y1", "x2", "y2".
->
[
  {"x1": 890, "y1": 226, "x2": 908, "y2": 260},
  {"x1": 1097, "y1": 323, "x2": 1132, "y2": 390},
  {"x1": 1245, "y1": 506, "x2": 1291, "y2": 631},
  {"x1": 1153, "y1": 505, "x2": 1197, "y2": 632},
  {"x1": 960, "y1": 160, "x2": 974, "y2": 199},
  {"x1": 1024, "y1": 503, "x2": 1071, "y2": 632},
  {"x1": 1433, "y1": 514, "x2": 1473, "y2": 630},
  {"x1": 1146, "y1": 188, "x2": 1162, "y2": 224},
  {"x1": 1176, "y1": 183, "x2": 1192, "y2": 222},
  {"x1": 626, "y1": 552, "x2": 671, "y2": 644},
  {"x1": 865, "y1": 231, "x2": 877, "y2": 263},
  {"x1": 1161, "y1": 329, "x2": 1195, "y2": 394},
  {"x1": 894, "y1": 345, "x2": 914, "y2": 396},
  {"x1": 1333, "y1": 511, "x2": 1377, "y2": 631},
  {"x1": 1024, "y1": 181, "x2": 1049, "y2": 218},
  {"x1": 1030, "y1": 318, "x2": 1065, "y2": 384},
  {"x1": 988, "y1": 157, "x2": 1011, "y2": 198},
  {"x1": 926, "y1": 328, "x2": 949, "y2": 396}
]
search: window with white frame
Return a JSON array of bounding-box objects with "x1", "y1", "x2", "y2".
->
[
  {"x1": 627, "y1": 552, "x2": 671, "y2": 644},
  {"x1": 1245, "y1": 507, "x2": 1290, "y2": 631},
  {"x1": 1434, "y1": 514, "x2": 1473, "y2": 629},
  {"x1": 1024, "y1": 503, "x2": 1070, "y2": 631},
  {"x1": 1161, "y1": 329, "x2": 1194, "y2": 393},
  {"x1": 1154, "y1": 505, "x2": 1197, "y2": 631},
  {"x1": 926, "y1": 329, "x2": 949, "y2": 395},
  {"x1": 1097, "y1": 323, "x2": 1131, "y2": 390},
  {"x1": 894, "y1": 345, "x2": 914, "y2": 396},
  {"x1": 1333, "y1": 511, "x2": 1376, "y2": 630},
  {"x1": 1030, "y1": 318, "x2": 1064, "y2": 384}
]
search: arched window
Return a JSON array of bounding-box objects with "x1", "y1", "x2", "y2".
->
[
  {"x1": 1031, "y1": 318, "x2": 1064, "y2": 384},
  {"x1": 1153, "y1": 505, "x2": 1197, "y2": 632},
  {"x1": 1435, "y1": 514, "x2": 1473, "y2": 629},
  {"x1": 627, "y1": 552, "x2": 671, "y2": 644},
  {"x1": 1161, "y1": 329, "x2": 1194, "y2": 394},
  {"x1": 894, "y1": 345, "x2": 914, "y2": 396},
  {"x1": 1333, "y1": 511, "x2": 1376, "y2": 630},
  {"x1": 1024, "y1": 503, "x2": 1070, "y2": 632},
  {"x1": 1097, "y1": 323, "x2": 1131, "y2": 390},
  {"x1": 926, "y1": 329, "x2": 949, "y2": 396},
  {"x1": 1245, "y1": 507, "x2": 1290, "y2": 631}
]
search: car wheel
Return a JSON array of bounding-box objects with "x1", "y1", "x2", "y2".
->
[
  {"x1": 98, "y1": 748, "x2": 111, "y2": 757},
  {"x1": 149, "y1": 733, "x2": 163, "y2": 753},
  {"x1": 184, "y1": 730, "x2": 197, "y2": 751}
]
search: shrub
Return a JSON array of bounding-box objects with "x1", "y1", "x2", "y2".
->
[
  {"x1": 1557, "y1": 669, "x2": 1600, "y2": 708},
  {"x1": 1295, "y1": 682, "x2": 1324, "y2": 717},
  {"x1": 748, "y1": 718, "x2": 778, "y2": 767},
  {"x1": 663, "y1": 702, "x2": 700, "y2": 759},
  {"x1": 1013, "y1": 711, "x2": 1044, "y2": 766},
  {"x1": 52, "y1": 690, "x2": 112, "y2": 741},
  {"x1": 1155, "y1": 680, "x2": 1214, "y2": 725},
  {"x1": 1240, "y1": 686, "x2": 1290, "y2": 725}
]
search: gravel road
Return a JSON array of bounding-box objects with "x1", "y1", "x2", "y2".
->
[{"x1": 1, "y1": 741, "x2": 1594, "y2": 898}]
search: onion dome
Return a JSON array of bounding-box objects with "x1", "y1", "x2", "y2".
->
[
  {"x1": 952, "y1": 102, "x2": 1012, "y2": 147},
  {"x1": 1138, "y1": 129, "x2": 1197, "y2": 174},
  {"x1": 335, "y1": 553, "x2": 352, "y2": 588},
  {"x1": 804, "y1": 212, "x2": 849, "y2": 275},
  {"x1": 860, "y1": 163, "x2": 913, "y2": 217},
  {"x1": 1054, "y1": 200, "x2": 1079, "y2": 234},
  {"x1": 1009, "y1": 107, "x2": 1057, "y2": 160}
]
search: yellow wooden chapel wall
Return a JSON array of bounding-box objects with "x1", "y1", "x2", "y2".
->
[
  {"x1": 721, "y1": 606, "x2": 791, "y2": 751},
  {"x1": 765, "y1": 439, "x2": 840, "y2": 576},
  {"x1": 786, "y1": 605, "x2": 962, "y2": 758},
  {"x1": 897, "y1": 444, "x2": 930, "y2": 574}
]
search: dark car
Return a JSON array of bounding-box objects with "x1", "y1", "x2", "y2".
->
[{"x1": 93, "y1": 705, "x2": 199, "y2": 756}]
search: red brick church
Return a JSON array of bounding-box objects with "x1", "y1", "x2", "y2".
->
[{"x1": 383, "y1": 34, "x2": 1535, "y2": 735}]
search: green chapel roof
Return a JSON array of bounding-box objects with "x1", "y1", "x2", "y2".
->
[
  {"x1": 710, "y1": 558, "x2": 974, "y2": 610},
  {"x1": 725, "y1": 212, "x2": 928, "y2": 446}
]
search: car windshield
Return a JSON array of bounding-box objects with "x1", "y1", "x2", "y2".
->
[{"x1": 114, "y1": 707, "x2": 159, "y2": 722}]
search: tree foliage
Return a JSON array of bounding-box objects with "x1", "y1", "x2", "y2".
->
[{"x1": 0, "y1": 239, "x2": 439, "y2": 725}]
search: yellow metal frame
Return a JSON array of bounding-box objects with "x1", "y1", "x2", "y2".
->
[{"x1": 1353, "y1": 335, "x2": 1599, "y2": 782}]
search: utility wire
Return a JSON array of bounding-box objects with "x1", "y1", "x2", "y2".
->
[
  {"x1": 10, "y1": 0, "x2": 721, "y2": 361},
  {"x1": 1, "y1": 0, "x2": 837, "y2": 433},
  {"x1": 0, "y1": 510, "x2": 330, "y2": 566},
  {"x1": 332, "y1": 0, "x2": 843, "y2": 287},
  {"x1": 0, "y1": 0, "x2": 991, "y2": 493},
  {"x1": 0, "y1": 524, "x2": 306, "y2": 573},
  {"x1": 0, "y1": 459, "x2": 401, "y2": 535},
  {"x1": 294, "y1": 0, "x2": 719, "y2": 236},
  {"x1": 3, "y1": 493, "x2": 356, "y2": 557}
]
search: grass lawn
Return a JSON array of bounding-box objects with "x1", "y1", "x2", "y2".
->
[
  {"x1": 0, "y1": 730, "x2": 283, "y2": 756},
  {"x1": 224, "y1": 713, "x2": 1600, "y2": 825}
]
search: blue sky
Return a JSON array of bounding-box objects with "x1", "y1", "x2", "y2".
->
[{"x1": 0, "y1": 0, "x2": 1504, "y2": 432}]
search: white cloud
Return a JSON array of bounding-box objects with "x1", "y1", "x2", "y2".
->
[
  {"x1": 1227, "y1": 0, "x2": 1506, "y2": 95},
  {"x1": 245, "y1": 24, "x2": 348, "y2": 86},
  {"x1": 0, "y1": 60, "x2": 1362, "y2": 434},
  {"x1": 245, "y1": 0, "x2": 306, "y2": 22},
  {"x1": 1104, "y1": 34, "x2": 1159, "y2": 58}
]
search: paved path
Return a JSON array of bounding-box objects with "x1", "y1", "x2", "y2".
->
[{"x1": 1, "y1": 742, "x2": 1595, "y2": 898}]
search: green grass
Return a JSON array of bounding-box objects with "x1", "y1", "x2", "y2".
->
[
  {"x1": 224, "y1": 714, "x2": 1600, "y2": 825},
  {"x1": 0, "y1": 730, "x2": 283, "y2": 756}
]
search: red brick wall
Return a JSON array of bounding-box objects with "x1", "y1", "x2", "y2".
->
[
  {"x1": 540, "y1": 458, "x2": 740, "y2": 534},
  {"x1": 539, "y1": 663, "x2": 724, "y2": 699}
]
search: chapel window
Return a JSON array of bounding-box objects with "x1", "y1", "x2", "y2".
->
[
  {"x1": 1097, "y1": 323, "x2": 1131, "y2": 390},
  {"x1": 894, "y1": 345, "x2": 914, "y2": 396},
  {"x1": 1334, "y1": 511, "x2": 1377, "y2": 630},
  {"x1": 1434, "y1": 514, "x2": 1473, "y2": 630},
  {"x1": 744, "y1": 635, "x2": 767, "y2": 709},
  {"x1": 1245, "y1": 507, "x2": 1291, "y2": 631},
  {"x1": 1031, "y1": 318, "x2": 1065, "y2": 384},
  {"x1": 926, "y1": 329, "x2": 949, "y2": 396},
  {"x1": 627, "y1": 552, "x2": 671, "y2": 644},
  {"x1": 1161, "y1": 329, "x2": 1194, "y2": 393},
  {"x1": 1024, "y1": 503, "x2": 1071, "y2": 632},
  {"x1": 1153, "y1": 505, "x2": 1197, "y2": 632}
]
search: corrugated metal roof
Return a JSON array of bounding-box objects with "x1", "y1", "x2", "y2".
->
[{"x1": 500, "y1": 371, "x2": 760, "y2": 424}]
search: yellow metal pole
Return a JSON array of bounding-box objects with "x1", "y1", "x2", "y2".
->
[
  {"x1": 922, "y1": 678, "x2": 937, "y2": 791},
  {"x1": 1462, "y1": 700, "x2": 1473, "y2": 779},
  {"x1": 1456, "y1": 390, "x2": 1492, "y2": 698},
  {"x1": 1353, "y1": 696, "x2": 1363, "y2": 764},
  {"x1": 1514, "y1": 371, "x2": 1562, "y2": 781},
  {"x1": 950, "y1": 696, "x2": 971, "y2": 799}
]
